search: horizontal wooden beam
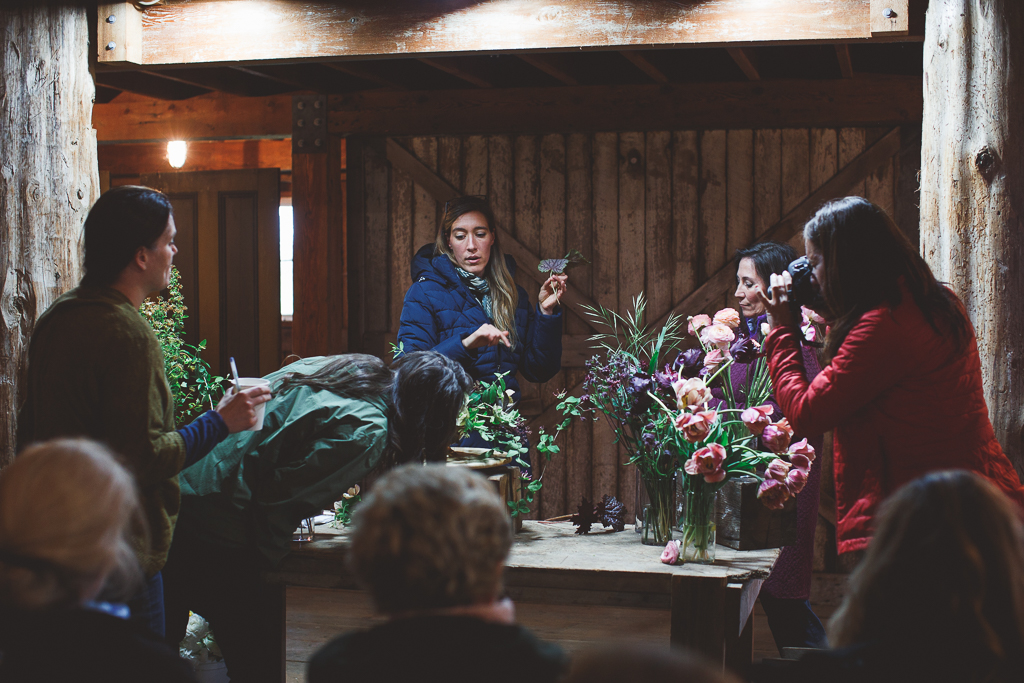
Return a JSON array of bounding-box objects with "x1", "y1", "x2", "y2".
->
[
  {"x1": 93, "y1": 92, "x2": 293, "y2": 142},
  {"x1": 121, "y1": 0, "x2": 923, "y2": 67},
  {"x1": 330, "y1": 75, "x2": 922, "y2": 136},
  {"x1": 98, "y1": 138, "x2": 295, "y2": 174}
]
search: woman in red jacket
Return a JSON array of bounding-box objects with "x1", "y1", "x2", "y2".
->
[{"x1": 758, "y1": 196, "x2": 1024, "y2": 556}]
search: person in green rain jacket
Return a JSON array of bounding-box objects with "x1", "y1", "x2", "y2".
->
[{"x1": 162, "y1": 351, "x2": 470, "y2": 683}]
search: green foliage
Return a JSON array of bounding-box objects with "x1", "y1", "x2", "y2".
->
[
  {"x1": 389, "y1": 340, "x2": 405, "y2": 359},
  {"x1": 582, "y1": 293, "x2": 687, "y2": 375},
  {"x1": 139, "y1": 267, "x2": 226, "y2": 425}
]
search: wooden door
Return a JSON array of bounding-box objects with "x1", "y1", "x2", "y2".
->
[{"x1": 141, "y1": 169, "x2": 280, "y2": 377}]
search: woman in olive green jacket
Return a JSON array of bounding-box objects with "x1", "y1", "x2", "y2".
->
[{"x1": 163, "y1": 351, "x2": 471, "y2": 683}]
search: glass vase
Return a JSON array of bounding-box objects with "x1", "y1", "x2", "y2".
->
[
  {"x1": 640, "y1": 473, "x2": 676, "y2": 546},
  {"x1": 679, "y1": 480, "x2": 717, "y2": 563}
]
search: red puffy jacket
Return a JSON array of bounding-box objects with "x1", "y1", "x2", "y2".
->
[{"x1": 764, "y1": 290, "x2": 1024, "y2": 554}]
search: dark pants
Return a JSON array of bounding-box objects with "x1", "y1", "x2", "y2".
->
[
  {"x1": 163, "y1": 522, "x2": 283, "y2": 683},
  {"x1": 127, "y1": 571, "x2": 165, "y2": 638},
  {"x1": 759, "y1": 595, "x2": 829, "y2": 653}
]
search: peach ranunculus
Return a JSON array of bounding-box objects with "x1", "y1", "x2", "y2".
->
[
  {"x1": 786, "y1": 467, "x2": 809, "y2": 495},
  {"x1": 687, "y1": 314, "x2": 713, "y2": 337},
  {"x1": 700, "y1": 323, "x2": 736, "y2": 350},
  {"x1": 765, "y1": 458, "x2": 791, "y2": 483},
  {"x1": 684, "y1": 443, "x2": 727, "y2": 483},
  {"x1": 675, "y1": 410, "x2": 717, "y2": 443},
  {"x1": 761, "y1": 418, "x2": 793, "y2": 454},
  {"x1": 660, "y1": 540, "x2": 681, "y2": 565},
  {"x1": 740, "y1": 404, "x2": 774, "y2": 435},
  {"x1": 703, "y1": 348, "x2": 727, "y2": 372},
  {"x1": 713, "y1": 307, "x2": 742, "y2": 329},
  {"x1": 673, "y1": 377, "x2": 712, "y2": 411},
  {"x1": 757, "y1": 478, "x2": 791, "y2": 510}
]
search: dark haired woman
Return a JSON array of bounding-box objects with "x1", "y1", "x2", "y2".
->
[
  {"x1": 18, "y1": 186, "x2": 268, "y2": 637},
  {"x1": 730, "y1": 241, "x2": 828, "y2": 652},
  {"x1": 758, "y1": 196, "x2": 1024, "y2": 558},
  {"x1": 762, "y1": 470, "x2": 1024, "y2": 683},
  {"x1": 397, "y1": 196, "x2": 566, "y2": 451},
  {"x1": 162, "y1": 351, "x2": 472, "y2": 683}
]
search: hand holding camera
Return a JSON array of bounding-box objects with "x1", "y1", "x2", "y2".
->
[{"x1": 757, "y1": 256, "x2": 827, "y2": 333}]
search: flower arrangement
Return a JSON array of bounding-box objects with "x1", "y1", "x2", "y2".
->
[
  {"x1": 140, "y1": 267, "x2": 225, "y2": 425},
  {"x1": 179, "y1": 612, "x2": 223, "y2": 668},
  {"x1": 655, "y1": 307, "x2": 817, "y2": 563}
]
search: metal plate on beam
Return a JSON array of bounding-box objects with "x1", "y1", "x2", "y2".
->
[{"x1": 293, "y1": 95, "x2": 328, "y2": 155}]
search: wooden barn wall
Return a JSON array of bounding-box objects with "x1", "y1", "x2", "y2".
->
[{"x1": 348, "y1": 128, "x2": 899, "y2": 520}]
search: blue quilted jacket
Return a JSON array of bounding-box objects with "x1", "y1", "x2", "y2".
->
[{"x1": 397, "y1": 244, "x2": 563, "y2": 404}]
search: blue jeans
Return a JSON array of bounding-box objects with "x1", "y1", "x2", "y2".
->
[
  {"x1": 127, "y1": 571, "x2": 165, "y2": 638},
  {"x1": 759, "y1": 595, "x2": 828, "y2": 652}
]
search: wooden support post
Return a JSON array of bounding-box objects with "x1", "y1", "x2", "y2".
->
[
  {"x1": 671, "y1": 575, "x2": 728, "y2": 668},
  {"x1": 292, "y1": 100, "x2": 346, "y2": 357},
  {"x1": 0, "y1": 4, "x2": 98, "y2": 467},
  {"x1": 920, "y1": 0, "x2": 1024, "y2": 478},
  {"x1": 97, "y1": 2, "x2": 142, "y2": 64}
]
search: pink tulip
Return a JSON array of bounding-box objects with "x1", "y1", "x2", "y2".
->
[
  {"x1": 802, "y1": 323, "x2": 817, "y2": 343},
  {"x1": 758, "y1": 478, "x2": 792, "y2": 510},
  {"x1": 684, "y1": 443, "x2": 727, "y2": 483},
  {"x1": 789, "y1": 453, "x2": 812, "y2": 472},
  {"x1": 801, "y1": 306, "x2": 827, "y2": 325},
  {"x1": 701, "y1": 323, "x2": 736, "y2": 350},
  {"x1": 688, "y1": 314, "x2": 713, "y2": 337},
  {"x1": 762, "y1": 418, "x2": 793, "y2": 454},
  {"x1": 765, "y1": 458, "x2": 791, "y2": 483},
  {"x1": 741, "y1": 404, "x2": 774, "y2": 436},
  {"x1": 703, "y1": 348, "x2": 727, "y2": 371},
  {"x1": 786, "y1": 467, "x2": 809, "y2": 495},
  {"x1": 675, "y1": 410, "x2": 717, "y2": 443},
  {"x1": 674, "y1": 377, "x2": 712, "y2": 411},
  {"x1": 660, "y1": 540, "x2": 681, "y2": 565},
  {"x1": 790, "y1": 438, "x2": 816, "y2": 462},
  {"x1": 713, "y1": 308, "x2": 742, "y2": 329}
]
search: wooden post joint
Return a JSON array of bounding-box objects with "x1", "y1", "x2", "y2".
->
[
  {"x1": 97, "y1": 3, "x2": 143, "y2": 64},
  {"x1": 293, "y1": 95, "x2": 329, "y2": 155},
  {"x1": 869, "y1": 0, "x2": 909, "y2": 36}
]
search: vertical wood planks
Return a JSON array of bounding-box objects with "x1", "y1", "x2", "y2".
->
[
  {"x1": 672, "y1": 131, "x2": 700, "y2": 306},
  {"x1": 389, "y1": 167, "x2": 413, "y2": 333},
  {"x1": 700, "y1": 130, "x2": 727, "y2": 312},
  {"x1": 363, "y1": 143, "x2": 390, "y2": 343},
  {"x1": 513, "y1": 135, "x2": 541, "y2": 417},
  {"x1": 753, "y1": 129, "x2": 782, "y2": 240},
  {"x1": 645, "y1": 131, "x2": 673, "y2": 319},
  {"x1": 726, "y1": 130, "x2": 754, "y2": 305},
  {"x1": 565, "y1": 132, "x2": 594, "y2": 510},
  {"x1": 411, "y1": 137, "x2": 438, "y2": 252},
  {"x1": 781, "y1": 129, "x2": 811, "y2": 215},
  {"x1": 437, "y1": 136, "x2": 463, "y2": 192},
  {"x1": 463, "y1": 135, "x2": 488, "y2": 196},
  {"x1": 592, "y1": 131, "x2": 619, "y2": 509},
  {"x1": 865, "y1": 157, "x2": 896, "y2": 217},
  {"x1": 838, "y1": 128, "x2": 867, "y2": 197}
]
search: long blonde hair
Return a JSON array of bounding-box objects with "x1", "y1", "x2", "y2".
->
[
  {"x1": 434, "y1": 196, "x2": 520, "y2": 348},
  {"x1": 0, "y1": 439, "x2": 146, "y2": 610}
]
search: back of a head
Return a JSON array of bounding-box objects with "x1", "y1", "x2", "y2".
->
[
  {"x1": 830, "y1": 470, "x2": 1024, "y2": 673},
  {"x1": 564, "y1": 645, "x2": 741, "y2": 683},
  {"x1": 348, "y1": 463, "x2": 512, "y2": 615},
  {"x1": 0, "y1": 439, "x2": 144, "y2": 611},
  {"x1": 389, "y1": 351, "x2": 472, "y2": 463},
  {"x1": 82, "y1": 185, "x2": 173, "y2": 287}
]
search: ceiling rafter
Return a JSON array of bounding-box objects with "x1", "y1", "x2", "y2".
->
[
  {"x1": 618, "y1": 51, "x2": 669, "y2": 83},
  {"x1": 417, "y1": 58, "x2": 494, "y2": 88}
]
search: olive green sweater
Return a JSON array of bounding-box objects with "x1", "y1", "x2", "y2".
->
[{"x1": 18, "y1": 286, "x2": 185, "y2": 576}]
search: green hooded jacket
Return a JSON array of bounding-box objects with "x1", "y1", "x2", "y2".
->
[{"x1": 177, "y1": 357, "x2": 389, "y2": 567}]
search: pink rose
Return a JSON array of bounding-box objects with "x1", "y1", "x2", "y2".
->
[
  {"x1": 688, "y1": 314, "x2": 712, "y2": 337},
  {"x1": 761, "y1": 418, "x2": 793, "y2": 453},
  {"x1": 789, "y1": 453, "x2": 812, "y2": 472},
  {"x1": 684, "y1": 443, "x2": 727, "y2": 483},
  {"x1": 757, "y1": 478, "x2": 792, "y2": 510},
  {"x1": 786, "y1": 467, "x2": 809, "y2": 495},
  {"x1": 801, "y1": 306, "x2": 827, "y2": 325},
  {"x1": 673, "y1": 377, "x2": 712, "y2": 411},
  {"x1": 740, "y1": 404, "x2": 774, "y2": 436},
  {"x1": 675, "y1": 410, "x2": 717, "y2": 443},
  {"x1": 765, "y1": 458, "x2": 791, "y2": 483},
  {"x1": 703, "y1": 348, "x2": 727, "y2": 372},
  {"x1": 700, "y1": 323, "x2": 736, "y2": 350},
  {"x1": 789, "y1": 438, "x2": 816, "y2": 462},
  {"x1": 660, "y1": 540, "x2": 681, "y2": 565},
  {"x1": 713, "y1": 308, "x2": 741, "y2": 329}
]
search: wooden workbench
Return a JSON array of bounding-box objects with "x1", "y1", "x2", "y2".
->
[{"x1": 265, "y1": 520, "x2": 778, "y2": 678}]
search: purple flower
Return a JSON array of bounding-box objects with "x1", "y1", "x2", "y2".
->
[
  {"x1": 729, "y1": 335, "x2": 760, "y2": 364},
  {"x1": 655, "y1": 364, "x2": 679, "y2": 390},
  {"x1": 674, "y1": 348, "x2": 705, "y2": 379}
]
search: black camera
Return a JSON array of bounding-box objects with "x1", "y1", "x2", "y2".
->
[{"x1": 786, "y1": 256, "x2": 825, "y2": 318}]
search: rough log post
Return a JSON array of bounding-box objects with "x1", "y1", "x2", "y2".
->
[
  {"x1": 920, "y1": 0, "x2": 1024, "y2": 479},
  {"x1": 0, "y1": 2, "x2": 98, "y2": 468}
]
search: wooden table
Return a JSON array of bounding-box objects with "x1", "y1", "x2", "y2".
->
[{"x1": 265, "y1": 521, "x2": 779, "y2": 679}]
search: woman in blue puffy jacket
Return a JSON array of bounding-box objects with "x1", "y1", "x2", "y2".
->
[{"x1": 397, "y1": 195, "x2": 566, "y2": 450}]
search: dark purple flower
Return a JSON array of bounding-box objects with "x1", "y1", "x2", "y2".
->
[
  {"x1": 730, "y1": 335, "x2": 759, "y2": 364},
  {"x1": 655, "y1": 363, "x2": 678, "y2": 390},
  {"x1": 641, "y1": 432, "x2": 658, "y2": 451},
  {"x1": 626, "y1": 372, "x2": 654, "y2": 415},
  {"x1": 675, "y1": 348, "x2": 705, "y2": 379}
]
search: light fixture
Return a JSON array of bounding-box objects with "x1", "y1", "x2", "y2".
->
[{"x1": 167, "y1": 140, "x2": 187, "y2": 168}]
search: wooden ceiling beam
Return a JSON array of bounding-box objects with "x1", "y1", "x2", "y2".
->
[
  {"x1": 323, "y1": 62, "x2": 407, "y2": 90},
  {"x1": 835, "y1": 44, "x2": 855, "y2": 78},
  {"x1": 116, "y1": 0, "x2": 925, "y2": 67},
  {"x1": 98, "y1": 139, "x2": 294, "y2": 174},
  {"x1": 94, "y1": 70, "x2": 212, "y2": 100},
  {"x1": 328, "y1": 75, "x2": 922, "y2": 136},
  {"x1": 618, "y1": 51, "x2": 668, "y2": 84},
  {"x1": 231, "y1": 66, "x2": 309, "y2": 91},
  {"x1": 518, "y1": 55, "x2": 579, "y2": 86},
  {"x1": 417, "y1": 58, "x2": 494, "y2": 88},
  {"x1": 727, "y1": 48, "x2": 761, "y2": 81}
]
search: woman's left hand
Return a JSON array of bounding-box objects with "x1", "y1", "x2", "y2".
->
[
  {"x1": 756, "y1": 271, "x2": 796, "y2": 331},
  {"x1": 539, "y1": 274, "x2": 567, "y2": 315}
]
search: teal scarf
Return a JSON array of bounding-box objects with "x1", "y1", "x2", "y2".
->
[{"x1": 456, "y1": 267, "x2": 493, "y2": 321}]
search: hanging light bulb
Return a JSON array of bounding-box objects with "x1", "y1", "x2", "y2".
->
[{"x1": 167, "y1": 140, "x2": 187, "y2": 168}]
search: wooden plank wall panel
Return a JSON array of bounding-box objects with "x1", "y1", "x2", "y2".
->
[{"x1": 356, "y1": 127, "x2": 901, "y2": 517}]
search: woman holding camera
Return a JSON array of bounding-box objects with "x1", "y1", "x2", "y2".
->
[{"x1": 758, "y1": 196, "x2": 1024, "y2": 556}]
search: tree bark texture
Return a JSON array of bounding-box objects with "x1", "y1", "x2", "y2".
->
[
  {"x1": 920, "y1": 0, "x2": 1024, "y2": 479},
  {"x1": 0, "y1": 2, "x2": 98, "y2": 467}
]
